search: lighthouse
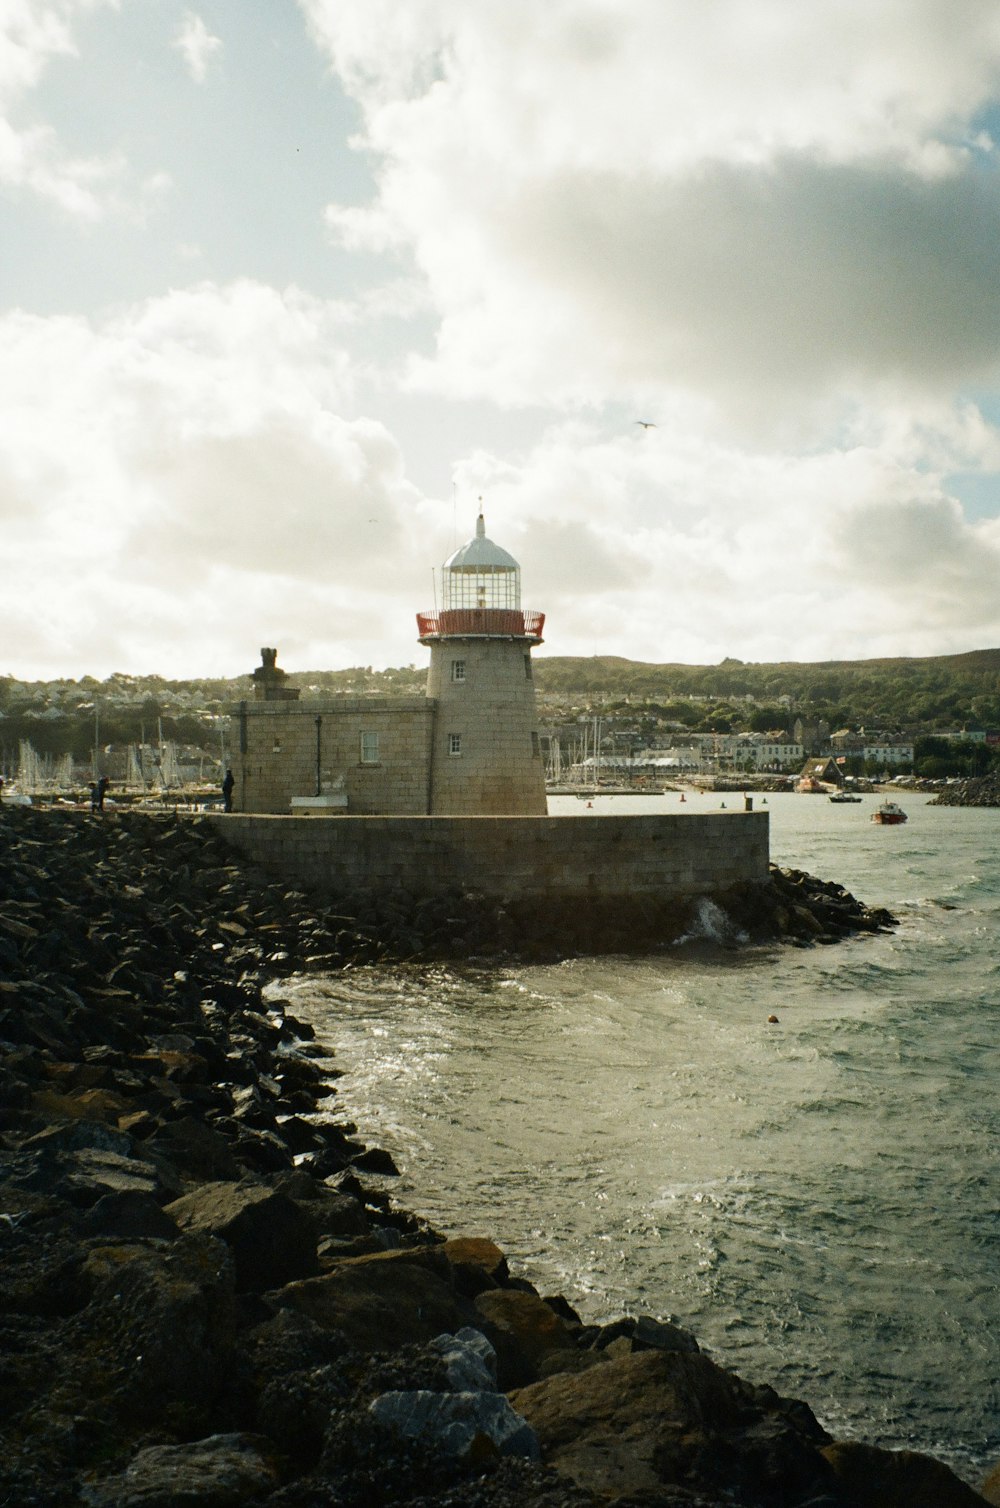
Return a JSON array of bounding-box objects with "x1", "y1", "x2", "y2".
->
[{"x1": 417, "y1": 512, "x2": 548, "y2": 815}]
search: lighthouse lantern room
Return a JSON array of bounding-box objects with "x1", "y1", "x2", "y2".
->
[{"x1": 418, "y1": 512, "x2": 547, "y2": 815}]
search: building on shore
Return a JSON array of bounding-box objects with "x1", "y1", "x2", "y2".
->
[{"x1": 231, "y1": 512, "x2": 547, "y2": 816}]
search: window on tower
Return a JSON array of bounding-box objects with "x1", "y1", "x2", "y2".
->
[
  {"x1": 448, "y1": 733, "x2": 462, "y2": 756},
  {"x1": 451, "y1": 659, "x2": 466, "y2": 682},
  {"x1": 360, "y1": 732, "x2": 379, "y2": 764},
  {"x1": 524, "y1": 654, "x2": 532, "y2": 679}
]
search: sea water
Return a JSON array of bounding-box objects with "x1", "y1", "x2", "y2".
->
[{"x1": 273, "y1": 791, "x2": 1000, "y2": 1482}]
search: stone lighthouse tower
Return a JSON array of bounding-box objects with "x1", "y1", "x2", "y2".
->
[{"x1": 418, "y1": 512, "x2": 548, "y2": 815}]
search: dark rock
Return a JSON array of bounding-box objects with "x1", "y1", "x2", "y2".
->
[
  {"x1": 81, "y1": 1190, "x2": 179, "y2": 1240},
  {"x1": 274, "y1": 1245, "x2": 471, "y2": 1350},
  {"x1": 511, "y1": 1348, "x2": 835, "y2": 1504},
  {"x1": 351, "y1": 1145, "x2": 400, "y2": 1176},
  {"x1": 166, "y1": 1181, "x2": 318, "y2": 1292},
  {"x1": 66, "y1": 1232, "x2": 240, "y2": 1432},
  {"x1": 821, "y1": 1439, "x2": 991, "y2": 1506},
  {"x1": 473, "y1": 1289, "x2": 579, "y2": 1389},
  {"x1": 87, "y1": 1432, "x2": 282, "y2": 1507},
  {"x1": 146, "y1": 1115, "x2": 244, "y2": 1183}
]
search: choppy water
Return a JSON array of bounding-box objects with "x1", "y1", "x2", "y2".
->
[{"x1": 273, "y1": 791, "x2": 1000, "y2": 1482}]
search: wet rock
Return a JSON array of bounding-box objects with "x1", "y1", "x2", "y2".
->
[
  {"x1": 442, "y1": 1236, "x2": 510, "y2": 1293},
  {"x1": 982, "y1": 1459, "x2": 1000, "y2": 1505},
  {"x1": 590, "y1": 1312, "x2": 700, "y2": 1356},
  {"x1": 351, "y1": 1144, "x2": 400, "y2": 1175},
  {"x1": 821, "y1": 1440, "x2": 992, "y2": 1506},
  {"x1": 266, "y1": 1169, "x2": 373, "y2": 1242}
]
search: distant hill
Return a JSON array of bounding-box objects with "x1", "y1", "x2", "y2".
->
[
  {"x1": 530, "y1": 648, "x2": 1000, "y2": 727},
  {"x1": 4, "y1": 649, "x2": 1000, "y2": 761}
]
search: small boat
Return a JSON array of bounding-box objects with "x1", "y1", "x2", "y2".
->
[
  {"x1": 871, "y1": 800, "x2": 907, "y2": 825},
  {"x1": 829, "y1": 792, "x2": 862, "y2": 804}
]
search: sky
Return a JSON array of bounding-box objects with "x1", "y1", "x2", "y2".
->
[{"x1": 4, "y1": 0, "x2": 1000, "y2": 681}]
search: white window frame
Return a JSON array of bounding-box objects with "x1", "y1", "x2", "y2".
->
[
  {"x1": 448, "y1": 733, "x2": 462, "y2": 756},
  {"x1": 360, "y1": 731, "x2": 380, "y2": 764}
]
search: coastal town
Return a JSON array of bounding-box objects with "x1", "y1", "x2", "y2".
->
[{"x1": 1, "y1": 657, "x2": 997, "y2": 801}]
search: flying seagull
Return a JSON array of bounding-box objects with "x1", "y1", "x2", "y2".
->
[{"x1": 635, "y1": 420, "x2": 656, "y2": 428}]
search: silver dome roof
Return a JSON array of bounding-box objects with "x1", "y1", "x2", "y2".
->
[{"x1": 443, "y1": 512, "x2": 518, "y2": 572}]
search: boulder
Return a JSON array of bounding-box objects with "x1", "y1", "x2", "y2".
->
[
  {"x1": 428, "y1": 1327, "x2": 499, "y2": 1391},
  {"x1": 473, "y1": 1287, "x2": 579, "y2": 1388},
  {"x1": 982, "y1": 1459, "x2": 1000, "y2": 1505},
  {"x1": 821, "y1": 1440, "x2": 992, "y2": 1506},
  {"x1": 273, "y1": 1245, "x2": 470, "y2": 1350},
  {"x1": 165, "y1": 1180, "x2": 318, "y2": 1292},
  {"x1": 590, "y1": 1312, "x2": 700, "y2": 1355},
  {"x1": 67, "y1": 1233, "x2": 240, "y2": 1432},
  {"x1": 440, "y1": 1235, "x2": 509, "y2": 1294},
  {"x1": 369, "y1": 1389, "x2": 540, "y2": 1464},
  {"x1": 510, "y1": 1347, "x2": 834, "y2": 1503},
  {"x1": 147, "y1": 1116, "x2": 244, "y2": 1183},
  {"x1": 87, "y1": 1432, "x2": 281, "y2": 1507},
  {"x1": 267, "y1": 1168, "x2": 373, "y2": 1240},
  {"x1": 82, "y1": 1190, "x2": 179, "y2": 1240}
]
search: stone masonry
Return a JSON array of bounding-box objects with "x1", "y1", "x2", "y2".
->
[{"x1": 212, "y1": 810, "x2": 770, "y2": 901}]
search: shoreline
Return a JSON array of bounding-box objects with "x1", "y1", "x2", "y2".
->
[{"x1": 0, "y1": 807, "x2": 992, "y2": 1506}]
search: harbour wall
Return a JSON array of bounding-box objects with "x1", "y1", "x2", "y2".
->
[{"x1": 209, "y1": 810, "x2": 770, "y2": 901}]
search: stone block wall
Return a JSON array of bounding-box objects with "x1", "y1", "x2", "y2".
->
[
  {"x1": 234, "y1": 698, "x2": 434, "y2": 815},
  {"x1": 425, "y1": 638, "x2": 546, "y2": 815},
  {"x1": 210, "y1": 810, "x2": 769, "y2": 901}
]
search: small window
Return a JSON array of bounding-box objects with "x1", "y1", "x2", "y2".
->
[
  {"x1": 524, "y1": 654, "x2": 532, "y2": 680},
  {"x1": 360, "y1": 731, "x2": 379, "y2": 764},
  {"x1": 531, "y1": 731, "x2": 540, "y2": 757},
  {"x1": 448, "y1": 733, "x2": 462, "y2": 756},
  {"x1": 451, "y1": 659, "x2": 466, "y2": 682}
]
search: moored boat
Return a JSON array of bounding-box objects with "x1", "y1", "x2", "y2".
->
[
  {"x1": 829, "y1": 793, "x2": 862, "y2": 804},
  {"x1": 872, "y1": 800, "x2": 907, "y2": 825}
]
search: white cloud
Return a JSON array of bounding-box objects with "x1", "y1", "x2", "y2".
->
[
  {"x1": 453, "y1": 420, "x2": 1000, "y2": 665},
  {"x1": 3, "y1": 276, "x2": 1000, "y2": 679},
  {"x1": 302, "y1": 0, "x2": 1000, "y2": 423},
  {"x1": 173, "y1": 10, "x2": 222, "y2": 84},
  {"x1": 0, "y1": 0, "x2": 137, "y2": 217},
  {"x1": 4, "y1": 5, "x2": 1000, "y2": 680},
  {"x1": 0, "y1": 282, "x2": 431, "y2": 678}
]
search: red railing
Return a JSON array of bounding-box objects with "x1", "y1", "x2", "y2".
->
[{"x1": 416, "y1": 608, "x2": 545, "y2": 641}]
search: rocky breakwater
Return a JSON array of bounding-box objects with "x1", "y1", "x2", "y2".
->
[
  {"x1": 929, "y1": 771, "x2": 1000, "y2": 807},
  {"x1": 3, "y1": 806, "x2": 991, "y2": 1507}
]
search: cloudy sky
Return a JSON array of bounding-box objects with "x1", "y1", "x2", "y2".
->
[{"x1": 4, "y1": 0, "x2": 1000, "y2": 680}]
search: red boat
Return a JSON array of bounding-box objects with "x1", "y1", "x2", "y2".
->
[{"x1": 871, "y1": 800, "x2": 907, "y2": 825}]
